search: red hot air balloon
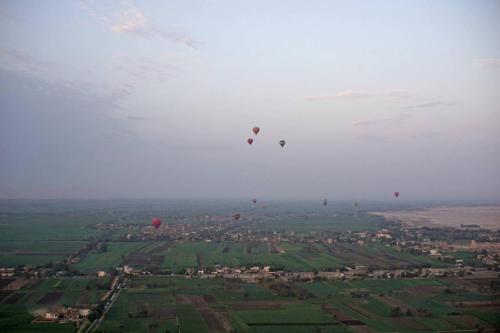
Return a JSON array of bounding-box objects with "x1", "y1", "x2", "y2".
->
[
  {"x1": 394, "y1": 191, "x2": 400, "y2": 198},
  {"x1": 247, "y1": 138, "x2": 253, "y2": 145},
  {"x1": 252, "y1": 127, "x2": 260, "y2": 135},
  {"x1": 279, "y1": 140, "x2": 286, "y2": 148},
  {"x1": 232, "y1": 213, "x2": 241, "y2": 220},
  {"x1": 151, "y1": 217, "x2": 162, "y2": 229}
]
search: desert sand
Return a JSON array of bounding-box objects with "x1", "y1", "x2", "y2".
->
[{"x1": 371, "y1": 205, "x2": 500, "y2": 230}]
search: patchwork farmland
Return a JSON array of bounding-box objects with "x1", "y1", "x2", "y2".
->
[
  {"x1": 1, "y1": 201, "x2": 499, "y2": 332},
  {"x1": 98, "y1": 275, "x2": 500, "y2": 333}
]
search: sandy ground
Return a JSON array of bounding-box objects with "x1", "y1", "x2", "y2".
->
[{"x1": 371, "y1": 205, "x2": 500, "y2": 230}]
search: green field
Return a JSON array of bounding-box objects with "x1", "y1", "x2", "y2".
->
[
  {"x1": 152, "y1": 239, "x2": 445, "y2": 273},
  {"x1": 2, "y1": 274, "x2": 498, "y2": 332},
  {"x1": 1, "y1": 201, "x2": 498, "y2": 332},
  {"x1": 0, "y1": 305, "x2": 74, "y2": 333},
  {"x1": 1, "y1": 277, "x2": 110, "y2": 310},
  {"x1": 236, "y1": 303, "x2": 337, "y2": 324},
  {"x1": 73, "y1": 242, "x2": 149, "y2": 274},
  {"x1": 0, "y1": 213, "x2": 103, "y2": 241},
  {"x1": 0, "y1": 240, "x2": 88, "y2": 267},
  {"x1": 252, "y1": 213, "x2": 382, "y2": 233},
  {"x1": 101, "y1": 289, "x2": 180, "y2": 333},
  {"x1": 96, "y1": 276, "x2": 500, "y2": 333},
  {"x1": 0, "y1": 204, "x2": 443, "y2": 272}
]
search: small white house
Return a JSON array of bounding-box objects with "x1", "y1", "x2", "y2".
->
[{"x1": 45, "y1": 312, "x2": 59, "y2": 320}]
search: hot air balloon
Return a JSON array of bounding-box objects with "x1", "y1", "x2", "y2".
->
[
  {"x1": 151, "y1": 217, "x2": 161, "y2": 229},
  {"x1": 252, "y1": 127, "x2": 260, "y2": 135},
  {"x1": 394, "y1": 191, "x2": 400, "y2": 198},
  {"x1": 247, "y1": 138, "x2": 253, "y2": 145},
  {"x1": 354, "y1": 202, "x2": 359, "y2": 208},
  {"x1": 252, "y1": 198, "x2": 257, "y2": 205},
  {"x1": 323, "y1": 199, "x2": 328, "y2": 206},
  {"x1": 279, "y1": 140, "x2": 286, "y2": 148},
  {"x1": 232, "y1": 213, "x2": 241, "y2": 220}
]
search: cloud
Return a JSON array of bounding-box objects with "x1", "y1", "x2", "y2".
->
[
  {"x1": 80, "y1": 0, "x2": 199, "y2": 48},
  {"x1": 127, "y1": 116, "x2": 148, "y2": 121},
  {"x1": 353, "y1": 117, "x2": 391, "y2": 127},
  {"x1": 0, "y1": 6, "x2": 13, "y2": 21},
  {"x1": 0, "y1": 47, "x2": 133, "y2": 107},
  {"x1": 305, "y1": 89, "x2": 410, "y2": 101},
  {"x1": 353, "y1": 99, "x2": 455, "y2": 127},
  {"x1": 474, "y1": 58, "x2": 500, "y2": 68},
  {"x1": 404, "y1": 100, "x2": 456, "y2": 109},
  {"x1": 110, "y1": 6, "x2": 148, "y2": 34},
  {"x1": 109, "y1": 54, "x2": 183, "y2": 83},
  {"x1": 0, "y1": 69, "x2": 131, "y2": 138},
  {"x1": 353, "y1": 112, "x2": 410, "y2": 127},
  {"x1": 0, "y1": 67, "x2": 139, "y2": 198},
  {"x1": 0, "y1": 48, "x2": 53, "y2": 74},
  {"x1": 333, "y1": 91, "x2": 372, "y2": 99}
]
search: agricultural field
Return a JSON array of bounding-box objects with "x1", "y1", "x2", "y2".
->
[
  {"x1": 0, "y1": 212, "x2": 105, "y2": 241},
  {"x1": 0, "y1": 200, "x2": 426, "y2": 272},
  {"x1": 100, "y1": 276, "x2": 349, "y2": 333},
  {"x1": 0, "y1": 240, "x2": 88, "y2": 267},
  {"x1": 72, "y1": 242, "x2": 151, "y2": 274},
  {"x1": 0, "y1": 201, "x2": 174, "y2": 269},
  {"x1": 0, "y1": 236, "x2": 446, "y2": 274},
  {"x1": 0, "y1": 207, "x2": 122, "y2": 268},
  {"x1": 0, "y1": 305, "x2": 74, "y2": 333},
  {"x1": 97, "y1": 275, "x2": 500, "y2": 333},
  {"x1": 0, "y1": 276, "x2": 110, "y2": 333},
  {"x1": 0, "y1": 277, "x2": 111, "y2": 310},
  {"x1": 251, "y1": 213, "x2": 383, "y2": 233},
  {"x1": 159, "y1": 241, "x2": 346, "y2": 272},
  {"x1": 155, "y1": 240, "x2": 446, "y2": 273},
  {"x1": 328, "y1": 242, "x2": 445, "y2": 269},
  {"x1": 1, "y1": 200, "x2": 498, "y2": 332}
]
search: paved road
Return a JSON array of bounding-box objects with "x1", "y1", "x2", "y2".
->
[{"x1": 85, "y1": 282, "x2": 123, "y2": 333}]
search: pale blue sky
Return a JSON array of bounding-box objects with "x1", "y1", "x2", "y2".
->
[{"x1": 1, "y1": 0, "x2": 499, "y2": 200}]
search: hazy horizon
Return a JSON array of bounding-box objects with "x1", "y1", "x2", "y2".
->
[{"x1": 1, "y1": 1, "x2": 499, "y2": 200}]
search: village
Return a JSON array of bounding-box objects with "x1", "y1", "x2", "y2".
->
[{"x1": 1, "y1": 211, "x2": 499, "y2": 330}]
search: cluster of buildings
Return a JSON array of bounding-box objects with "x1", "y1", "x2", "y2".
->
[
  {"x1": 34, "y1": 307, "x2": 90, "y2": 325},
  {"x1": 383, "y1": 223, "x2": 500, "y2": 270},
  {"x1": 86, "y1": 211, "x2": 500, "y2": 279},
  {"x1": 2, "y1": 211, "x2": 499, "y2": 283},
  {"x1": 164, "y1": 263, "x2": 497, "y2": 283}
]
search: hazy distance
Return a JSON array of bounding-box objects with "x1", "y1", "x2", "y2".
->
[{"x1": 1, "y1": 1, "x2": 499, "y2": 201}]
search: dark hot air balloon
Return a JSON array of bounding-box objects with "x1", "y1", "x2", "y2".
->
[
  {"x1": 232, "y1": 213, "x2": 241, "y2": 220},
  {"x1": 247, "y1": 138, "x2": 253, "y2": 145},
  {"x1": 252, "y1": 198, "x2": 257, "y2": 205},
  {"x1": 151, "y1": 217, "x2": 161, "y2": 229},
  {"x1": 394, "y1": 191, "x2": 400, "y2": 198},
  {"x1": 252, "y1": 127, "x2": 260, "y2": 135},
  {"x1": 279, "y1": 140, "x2": 286, "y2": 148},
  {"x1": 323, "y1": 199, "x2": 328, "y2": 206}
]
